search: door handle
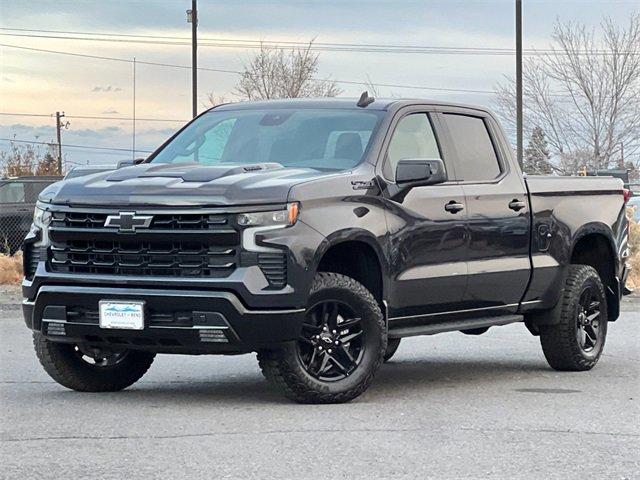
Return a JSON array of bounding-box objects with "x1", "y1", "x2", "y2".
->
[
  {"x1": 445, "y1": 201, "x2": 465, "y2": 214},
  {"x1": 508, "y1": 199, "x2": 526, "y2": 211}
]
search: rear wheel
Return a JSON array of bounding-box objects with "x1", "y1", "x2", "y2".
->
[
  {"x1": 258, "y1": 272, "x2": 386, "y2": 403},
  {"x1": 33, "y1": 333, "x2": 155, "y2": 391},
  {"x1": 539, "y1": 265, "x2": 608, "y2": 371}
]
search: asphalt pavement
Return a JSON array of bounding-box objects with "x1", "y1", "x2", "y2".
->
[{"x1": 1, "y1": 288, "x2": 638, "y2": 480}]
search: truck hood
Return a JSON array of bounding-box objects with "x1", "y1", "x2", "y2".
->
[{"x1": 40, "y1": 162, "x2": 330, "y2": 207}]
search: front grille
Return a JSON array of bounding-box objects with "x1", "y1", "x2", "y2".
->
[
  {"x1": 66, "y1": 306, "x2": 195, "y2": 327},
  {"x1": 48, "y1": 209, "x2": 239, "y2": 278},
  {"x1": 50, "y1": 239, "x2": 237, "y2": 277},
  {"x1": 50, "y1": 211, "x2": 228, "y2": 230}
]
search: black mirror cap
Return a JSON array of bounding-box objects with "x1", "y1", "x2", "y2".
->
[{"x1": 395, "y1": 159, "x2": 447, "y2": 187}]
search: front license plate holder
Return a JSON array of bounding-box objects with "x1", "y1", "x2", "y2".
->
[{"x1": 99, "y1": 300, "x2": 145, "y2": 330}]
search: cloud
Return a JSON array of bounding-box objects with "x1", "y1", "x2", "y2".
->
[
  {"x1": 0, "y1": 123, "x2": 56, "y2": 141},
  {"x1": 92, "y1": 85, "x2": 123, "y2": 93},
  {"x1": 71, "y1": 126, "x2": 124, "y2": 138}
]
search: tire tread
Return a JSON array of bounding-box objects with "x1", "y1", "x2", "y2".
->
[
  {"x1": 33, "y1": 333, "x2": 155, "y2": 392},
  {"x1": 257, "y1": 272, "x2": 385, "y2": 403},
  {"x1": 539, "y1": 265, "x2": 607, "y2": 371}
]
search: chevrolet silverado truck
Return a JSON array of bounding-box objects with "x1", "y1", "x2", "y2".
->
[{"x1": 23, "y1": 97, "x2": 631, "y2": 403}]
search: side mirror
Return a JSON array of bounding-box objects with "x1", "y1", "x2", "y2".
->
[
  {"x1": 395, "y1": 159, "x2": 447, "y2": 187},
  {"x1": 117, "y1": 158, "x2": 146, "y2": 169}
]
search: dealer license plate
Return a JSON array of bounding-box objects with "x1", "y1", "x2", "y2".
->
[{"x1": 99, "y1": 301, "x2": 145, "y2": 330}]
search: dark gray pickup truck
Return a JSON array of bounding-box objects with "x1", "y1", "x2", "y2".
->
[
  {"x1": 23, "y1": 97, "x2": 631, "y2": 403},
  {"x1": 0, "y1": 176, "x2": 61, "y2": 253}
]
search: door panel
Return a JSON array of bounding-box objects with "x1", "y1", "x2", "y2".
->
[
  {"x1": 441, "y1": 112, "x2": 530, "y2": 311},
  {"x1": 379, "y1": 111, "x2": 469, "y2": 318},
  {"x1": 385, "y1": 184, "x2": 468, "y2": 317}
]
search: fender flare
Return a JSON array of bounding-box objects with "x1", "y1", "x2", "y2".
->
[{"x1": 311, "y1": 228, "x2": 389, "y2": 302}]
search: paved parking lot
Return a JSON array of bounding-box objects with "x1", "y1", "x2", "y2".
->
[{"x1": 1, "y1": 288, "x2": 638, "y2": 480}]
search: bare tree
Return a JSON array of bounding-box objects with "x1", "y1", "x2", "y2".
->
[
  {"x1": 205, "y1": 91, "x2": 229, "y2": 108},
  {"x1": 234, "y1": 40, "x2": 341, "y2": 100},
  {"x1": 0, "y1": 140, "x2": 59, "y2": 177},
  {"x1": 495, "y1": 14, "x2": 640, "y2": 175}
]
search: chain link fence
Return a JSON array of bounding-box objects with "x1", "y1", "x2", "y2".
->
[
  {"x1": 0, "y1": 209, "x2": 33, "y2": 254},
  {"x1": 1, "y1": 176, "x2": 62, "y2": 254}
]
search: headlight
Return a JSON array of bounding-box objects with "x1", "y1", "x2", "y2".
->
[
  {"x1": 33, "y1": 204, "x2": 52, "y2": 229},
  {"x1": 239, "y1": 203, "x2": 299, "y2": 253},
  {"x1": 237, "y1": 203, "x2": 299, "y2": 227}
]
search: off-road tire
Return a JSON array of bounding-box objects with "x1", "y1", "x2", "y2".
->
[
  {"x1": 539, "y1": 265, "x2": 608, "y2": 371},
  {"x1": 257, "y1": 272, "x2": 386, "y2": 403},
  {"x1": 383, "y1": 337, "x2": 401, "y2": 362},
  {"x1": 33, "y1": 333, "x2": 155, "y2": 392}
]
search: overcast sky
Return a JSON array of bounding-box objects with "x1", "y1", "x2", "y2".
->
[{"x1": 0, "y1": 0, "x2": 637, "y2": 169}]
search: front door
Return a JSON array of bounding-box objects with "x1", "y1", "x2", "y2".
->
[
  {"x1": 439, "y1": 111, "x2": 531, "y2": 312},
  {"x1": 379, "y1": 110, "x2": 469, "y2": 318}
]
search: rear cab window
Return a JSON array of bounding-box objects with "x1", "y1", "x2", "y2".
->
[
  {"x1": 0, "y1": 182, "x2": 26, "y2": 204},
  {"x1": 442, "y1": 113, "x2": 502, "y2": 182}
]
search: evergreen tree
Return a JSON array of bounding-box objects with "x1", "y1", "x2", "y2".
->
[{"x1": 524, "y1": 127, "x2": 553, "y2": 175}]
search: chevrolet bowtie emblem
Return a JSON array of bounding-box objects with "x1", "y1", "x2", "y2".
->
[{"x1": 104, "y1": 212, "x2": 153, "y2": 232}]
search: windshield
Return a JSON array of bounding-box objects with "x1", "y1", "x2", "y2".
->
[{"x1": 150, "y1": 108, "x2": 383, "y2": 171}]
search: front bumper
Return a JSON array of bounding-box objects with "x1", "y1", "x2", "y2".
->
[{"x1": 23, "y1": 285, "x2": 305, "y2": 354}]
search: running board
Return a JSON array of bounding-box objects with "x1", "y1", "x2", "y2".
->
[{"x1": 388, "y1": 314, "x2": 523, "y2": 339}]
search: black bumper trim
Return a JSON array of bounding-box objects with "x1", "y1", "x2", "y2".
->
[{"x1": 24, "y1": 285, "x2": 305, "y2": 353}]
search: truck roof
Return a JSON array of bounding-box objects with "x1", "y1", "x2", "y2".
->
[
  {"x1": 210, "y1": 97, "x2": 489, "y2": 113},
  {"x1": 0, "y1": 175, "x2": 62, "y2": 183}
]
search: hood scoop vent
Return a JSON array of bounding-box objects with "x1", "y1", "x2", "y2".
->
[{"x1": 105, "y1": 162, "x2": 284, "y2": 183}]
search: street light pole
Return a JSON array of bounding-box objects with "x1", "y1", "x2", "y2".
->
[
  {"x1": 516, "y1": 0, "x2": 523, "y2": 170},
  {"x1": 187, "y1": 0, "x2": 198, "y2": 118}
]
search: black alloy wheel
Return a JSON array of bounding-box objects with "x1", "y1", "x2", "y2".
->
[
  {"x1": 539, "y1": 265, "x2": 608, "y2": 371},
  {"x1": 297, "y1": 300, "x2": 366, "y2": 381},
  {"x1": 575, "y1": 286, "x2": 602, "y2": 353},
  {"x1": 72, "y1": 345, "x2": 130, "y2": 368},
  {"x1": 257, "y1": 272, "x2": 386, "y2": 403}
]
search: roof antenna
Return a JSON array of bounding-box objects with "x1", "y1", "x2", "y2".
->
[{"x1": 357, "y1": 91, "x2": 375, "y2": 108}]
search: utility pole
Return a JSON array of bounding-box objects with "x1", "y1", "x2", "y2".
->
[
  {"x1": 55, "y1": 111, "x2": 66, "y2": 175},
  {"x1": 515, "y1": 0, "x2": 523, "y2": 170},
  {"x1": 133, "y1": 56, "x2": 136, "y2": 160},
  {"x1": 187, "y1": 0, "x2": 198, "y2": 118}
]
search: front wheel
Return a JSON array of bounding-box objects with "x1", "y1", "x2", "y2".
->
[
  {"x1": 539, "y1": 265, "x2": 608, "y2": 371},
  {"x1": 383, "y1": 337, "x2": 401, "y2": 362},
  {"x1": 258, "y1": 272, "x2": 386, "y2": 403},
  {"x1": 33, "y1": 333, "x2": 155, "y2": 392}
]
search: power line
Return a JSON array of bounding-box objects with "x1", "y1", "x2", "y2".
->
[
  {"x1": 0, "y1": 42, "x2": 498, "y2": 94},
  {"x1": 0, "y1": 43, "x2": 242, "y2": 74},
  {"x1": 0, "y1": 112, "x2": 188, "y2": 122},
  {"x1": 0, "y1": 112, "x2": 189, "y2": 123},
  {"x1": 0, "y1": 28, "x2": 636, "y2": 56},
  {"x1": 0, "y1": 137, "x2": 153, "y2": 153}
]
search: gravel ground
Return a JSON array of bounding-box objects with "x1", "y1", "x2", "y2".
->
[{"x1": 0, "y1": 285, "x2": 638, "y2": 480}]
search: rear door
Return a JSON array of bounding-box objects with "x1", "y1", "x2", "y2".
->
[
  {"x1": 380, "y1": 108, "x2": 469, "y2": 318},
  {"x1": 438, "y1": 110, "x2": 530, "y2": 312}
]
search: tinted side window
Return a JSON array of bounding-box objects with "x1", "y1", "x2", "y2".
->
[
  {"x1": 0, "y1": 183, "x2": 26, "y2": 204},
  {"x1": 384, "y1": 113, "x2": 441, "y2": 179},
  {"x1": 443, "y1": 114, "x2": 501, "y2": 182},
  {"x1": 26, "y1": 182, "x2": 53, "y2": 202}
]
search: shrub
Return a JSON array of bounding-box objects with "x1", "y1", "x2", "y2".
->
[
  {"x1": 627, "y1": 213, "x2": 640, "y2": 289},
  {"x1": 0, "y1": 252, "x2": 23, "y2": 284}
]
